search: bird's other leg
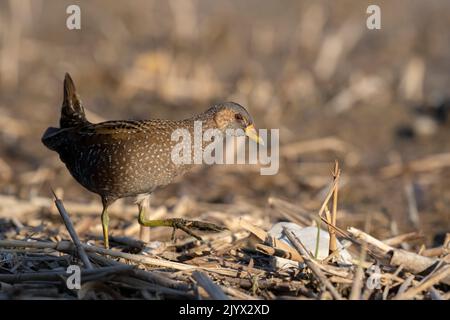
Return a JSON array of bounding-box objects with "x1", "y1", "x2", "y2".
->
[
  {"x1": 137, "y1": 200, "x2": 226, "y2": 241},
  {"x1": 101, "y1": 196, "x2": 113, "y2": 249},
  {"x1": 137, "y1": 194, "x2": 151, "y2": 242}
]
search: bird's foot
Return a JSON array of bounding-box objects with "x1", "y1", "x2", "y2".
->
[
  {"x1": 169, "y1": 218, "x2": 227, "y2": 241},
  {"x1": 138, "y1": 216, "x2": 226, "y2": 241}
]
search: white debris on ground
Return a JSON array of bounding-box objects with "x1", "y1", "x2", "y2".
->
[{"x1": 268, "y1": 222, "x2": 353, "y2": 269}]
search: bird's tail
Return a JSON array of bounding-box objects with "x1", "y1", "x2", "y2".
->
[{"x1": 60, "y1": 73, "x2": 89, "y2": 128}]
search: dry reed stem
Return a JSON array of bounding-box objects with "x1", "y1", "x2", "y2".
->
[
  {"x1": 348, "y1": 227, "x2": 450, "y2": 285},
  {"x1": 382, "y1": 232, "x2": 423, "y2": 247},
  {"x1": 383, "y1": 265, "x2": 403, "y2": 300},
  {"x1": 317, "y1": 178, "x2": 339, "y2": 220},
  {"x1": 239, "y1": 219, "x2": 304, "y2": 262},
  {"x1": 322, "y1": 240, "x2": 352, "y2": 264},
  {"x1": 192, "y1": 271, "x2": 229, "y2": 300},
  {"x1": 330, "y1": 161, "x2": 340, "y2": 253},
  {"x1": 349, "y1": 221, "x2": 369, "y2": 300},
  {"x1": 255, "y1": 243, "x2": 300, "y2": 261},
  {"x1": 283, "y1": 227, "x2": 343, "y2": 300},
  {"x1": 51, "y1": 191, "x2": 93, "y2": 269},
  {"x1": 0, "y1": 265, "x2": 133, "y2": 283},
  {"x1": 394, "y1": 265, "x2": 450, "y2": 300},
  {"x1": 0, "y1": 239, "x2": 238, "y2": 277},
  {"x1": 221, "y1": 286, "x2": 259, "y2": 300},
  {"x1": 347, "y1": 227, "x2": 394, "y2": 256}
]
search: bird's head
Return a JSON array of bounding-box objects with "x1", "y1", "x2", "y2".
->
[{"x1": 209, "y1": 102, "x2": 263, "y2": 145}]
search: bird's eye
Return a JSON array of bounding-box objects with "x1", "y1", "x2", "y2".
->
[{"x1": 235, "y1": 113, "x2": 243, "y2": 121}]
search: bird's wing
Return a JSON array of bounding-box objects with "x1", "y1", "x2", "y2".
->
[
  {"x1": 44, "y1": 119, "x2": 180, "y2": 151},
  {"x1": 79, "y1": 120, "x2": 151, "y2": 135}
]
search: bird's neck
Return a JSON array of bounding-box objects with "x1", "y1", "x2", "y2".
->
[{"x1": 184, "y1": 109, "x2": 219, "y2": 132}]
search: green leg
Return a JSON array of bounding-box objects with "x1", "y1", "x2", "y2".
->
[
  {"x1": 101, "y1": 204, "x2": 110, "y2": 249},
  {"x1": 137, "y1": 195, "x2": 151, "y2": 242},
  {"x1": 137, "y1": 202, "x2": 226, "y2": 241},
  {"x1": 139, "y1": 219, "x2": 150, "y2": 242}
]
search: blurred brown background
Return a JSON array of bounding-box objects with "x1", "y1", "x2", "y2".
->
[{"x1": 0, "y1": 0, "x2": 449, "y2": 242}]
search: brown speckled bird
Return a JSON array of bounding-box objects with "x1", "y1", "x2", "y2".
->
[{"x1": 42, "y1": 73, "x2": 262, "y2": 248}]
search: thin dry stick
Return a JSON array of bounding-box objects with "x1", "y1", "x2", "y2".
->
[
  {"x1": 86, "y1": 252, "x2": 190, "y2": 291},
  {"x1": 282, "y1": 227, "x2": 343, "y2": 300},
  {"x1": 394, "y1": 265, "x2": 450, "y2": 300},
  {"x1": 0, "y1": 239, "x2": 237, "y2": 277},
  {"x1": 112, "y1": 275, "x2": 194, "y2": 299},
  {"x1": 347, "y1": 227, "x2": 448, "y2": 282},
  {"x1": 382, "y1": 232, "x2": 423, "y2": 247},
  {"x1": 314, "y1": 174, "x2": 340, "y2": 259},
  {"x1": 317, "y1": 177, "x2": 339, "y2": 219},
  {"x1": 239, "y1": 219, "x2": 304, "y2": 262},
  {"x1": 0, "y1": 239, "x2": 58, "y2": 249},
  {"x1": 314, "y1": 215, "x2": 322, "y2": 259},
  {"x1": 319, "y1": 216, "x2": 352, "y2": 240},
  {"x1": 320, "y1": 205, "x2": 332, "y2": 258},
  {"x1": 0, "y1": 265, "x2": 133, "y2": 283},
  {"x1": 347, "y1": 227, "x2": 393, "y2": 256},
  {"x1": 421, "y1": 246, "x2": 446, "y2": 257},
  {"x1": 221, "y1": 286, "x2": 259, "y2": 300},
  {"x1": 349, "y1": 241, "x2": 367, "y2": 300},
  {"x1": 51, "y1": 190, "x2": 93, "y2": 270},
  {"x1": 395, "y1": 274, "x2": 415, "y2": 297},
  {"x1": 192, "y1": 271, "x2": 229, "y2": 300},
  {"x1": 350, "y1": 215, "x2": 371, "y2": 300},
  {"x1": 324, "y1": 206, "x2": 333, "y2": 226},
  {"x1": 83, "y1": 245, "x2": 238, "y2": 277},
  {"x1": 255, "y1": 243, "x2": 300, "y2": 261},
  {"x1": 383, "y1": 265, "x2": 403, "y2": 300},
  {"x1": 330, "y1": 161, "x2": 340, "y2": 253},
  {"x1": 323, "y1": 240, "x2": 352, "y2": 264},
  {"x1": 414, "y1": 259, "x2": 446, "y2": 287}
]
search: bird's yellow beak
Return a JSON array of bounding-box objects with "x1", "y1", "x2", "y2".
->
[{"x1": 245, "y1": 124, "x2": 264, "y2": 145}]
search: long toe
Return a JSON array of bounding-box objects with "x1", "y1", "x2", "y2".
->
[{"x1": 188, "y1": 220, "x2": 227, "y2": 232}]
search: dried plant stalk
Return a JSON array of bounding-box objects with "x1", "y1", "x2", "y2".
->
[{"x1": 329, "y1": 161, "x2": 340, "y2": 253}]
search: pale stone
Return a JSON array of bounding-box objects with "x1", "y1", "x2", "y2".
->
[{"x1": 268, "y1": 222, "x2": 353, "y2": 264}]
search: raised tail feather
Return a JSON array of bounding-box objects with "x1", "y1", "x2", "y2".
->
[
  {"x1": 60, "y1": 72, "x2": 89, "y2": 128},
  {"x1": 42, "y1": 73, "x2": 90, "y2": 151}
]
